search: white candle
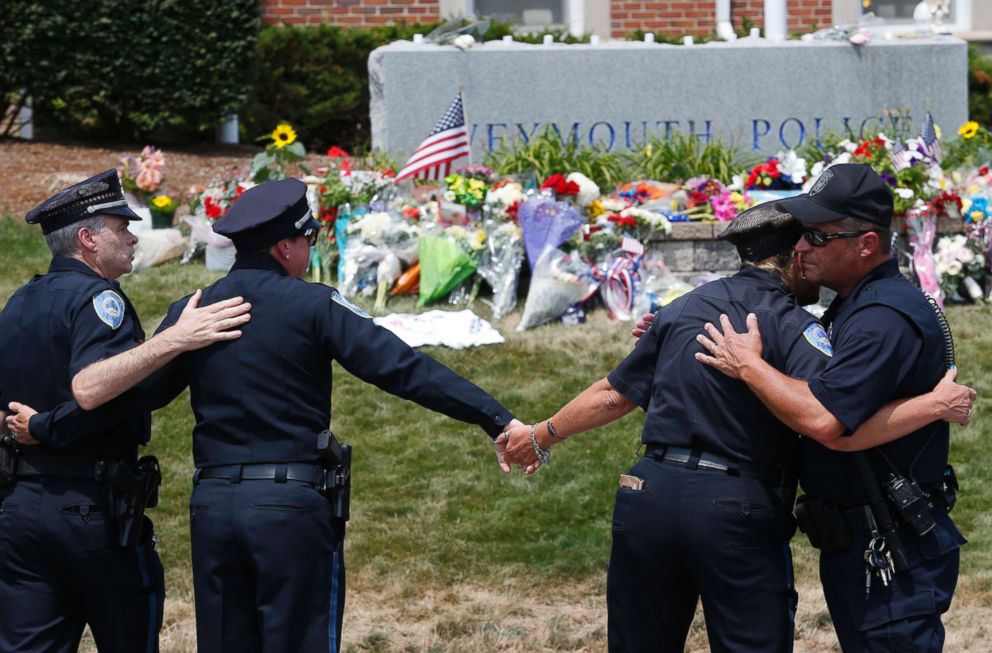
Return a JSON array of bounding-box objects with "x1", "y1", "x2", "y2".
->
[
  {"x1": 590, "y1": 35, "x2": 601, "y2": 45},
  {"x1": 644, "y1": 32, "x2": 655, "y2": 43},
  {"x1": 683, "y1": 35, "x2": 694, "y2": 46},
  {"x1": 750, "y1": 27, "x2": 761, "y2": 39},
  {"x1": 502, "y1": 35, "x2": 513, "y2": 42},
  {"x1": 543, "y1": 34, "x2": 554, "y2": 46},
  {"x1": 413, "y1": 34, "x2": 424, "y2": 44}
]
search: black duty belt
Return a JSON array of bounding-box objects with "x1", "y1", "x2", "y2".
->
[
  {"x1": 644, "y1": 445, "x2": 784, "y2": 485},
  {"x1": 16, "y1": 455, "x2": 106, "y2": 479},
  {"x1": 194, "y1": 463, "x2": 325, "y2": 487}
]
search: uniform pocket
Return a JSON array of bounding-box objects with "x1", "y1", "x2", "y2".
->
[
  {"x1": 918, "y1": 520, "x2": 967, "y2": 561},
  {"x1": 856, "y1": 588, "x2": 936, "y2": 632},
  {"x1": 60, "y1": 503, "x2": 113, "y2": 552},
  {"x1": 712, "y1": 498, "x2": 771, "y2": 518},
  {"x1": 251, "y1": 503, "x2": 309, "y2": 513}
]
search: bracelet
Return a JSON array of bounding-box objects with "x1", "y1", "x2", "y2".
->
[
  {"x1": 546, "y1": 418, "x2": 561, "y2": 440},
  {"x1": 530, "y1": 423, "x2": 552, "y2": 467}
]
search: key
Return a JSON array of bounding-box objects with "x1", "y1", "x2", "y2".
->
[{"x1": 865, "y1": 565, "x2": 872, "y2": 598}]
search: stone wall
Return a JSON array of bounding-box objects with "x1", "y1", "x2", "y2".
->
[
  {"x1": 654, "y1": 222, "x2": 738, "y2": 276},
  {"x1": 260, "y1": 0, "x2": 439, "y2": 26}
]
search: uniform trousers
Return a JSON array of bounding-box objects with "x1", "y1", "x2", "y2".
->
[
  {"x1": 819, "y1": 513, "x2": 964, "y2": 652},
  {"x1": 0, "y1": 477, "x2": 164, "y2": 653},
  {"x1": 190, "y1": 477, "x2": 346, "y2": 653},
  {"x1": 607, "y1": 456, "x2": 797, "y2": 653}
]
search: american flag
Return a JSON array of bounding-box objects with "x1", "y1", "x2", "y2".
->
[
  {"x1": 395, "y1": 93, "x2": 471, "y2": 182},
  {"x1": 921, "y1": 111, "x2": 943, "y2": 164},
  {"x1": 891, "y1": 137, "x2": 913, "y2": 172}
]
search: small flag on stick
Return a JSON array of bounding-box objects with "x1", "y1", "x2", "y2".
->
[
  {"x1": 395, "y1": 93, "x2": 471, "y2": 182},
  {"x1": 921, "y1": 111, "x2": 942, "y2": 165}
]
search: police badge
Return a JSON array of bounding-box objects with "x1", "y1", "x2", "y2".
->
[{"x1": 93, "y1": 290, "x2": 126, "y2": 329}]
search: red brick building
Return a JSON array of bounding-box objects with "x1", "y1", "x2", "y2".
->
[{"x1": 258, "y1": 0, "x2": 988, "y2": 39}]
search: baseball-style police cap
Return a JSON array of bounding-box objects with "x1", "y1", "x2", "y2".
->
[
  {"x1": 212, "y1": 178, "x2": 321, "y2": 252},
  {"x1": 25, "y1": 169, "x2": 142, "y2": 235},
  {"x1": 778, "y1": 163, "x2": 894, "y2": 228},
  {"x1": 719, "y1": 201, "x2": 803, "y2": 261}
]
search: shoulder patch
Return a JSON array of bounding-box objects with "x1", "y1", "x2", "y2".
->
[
  {"x1": 92, "y1": 290, "x2": 126, "y2": 330},
  {"x1": 802, "y1": 322, "x2": 833, "y2": 357},
  {"x1": 330, "y1": 290, "x2": 371, "y2": 319}
]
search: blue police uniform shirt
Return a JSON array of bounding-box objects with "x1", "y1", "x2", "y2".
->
[
  {"x1": 138, "y1": 254, "x2": 514, "y2": 467},
  {"x1": 0, "y1": 257, "x2": 149, "y2": 459},
  {"x1": 802, "y1": 258, "x2": 951, "y2": 504},
  {"x1": 607, "y1": 267, "x2": 830, "y2": 468}
]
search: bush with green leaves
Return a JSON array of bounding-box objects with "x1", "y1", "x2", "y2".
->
[
  {"x1": 968, "y1": 45, "x2": 992, "y2": 129},
  {"x1": 2, "y1": 0, "x2": 258, "y2": 141}
]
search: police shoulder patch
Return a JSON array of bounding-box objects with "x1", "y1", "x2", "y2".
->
[
  {"x1": 330, "y1": 290, "x2": 371, "y2": 319},
  {"x1": 92, "y1": 290, "x2": 126, "y2": 330},
  {"x1": 802, "y1": 322, "x2": 833, "y2": 357}
]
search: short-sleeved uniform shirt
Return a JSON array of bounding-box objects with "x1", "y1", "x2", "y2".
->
[
  {"x1": 608, "y1": 267, "x2": 831, "y2": 468},
  {"x1": 801, "y1": 258, "x2": 950, "y2": 504},
  {"x1": 138, "y1": 254, "x2": 513, "y2": 467},
  {"x1": 0, "y1": 257, "x2": 149, "y2": 459}
]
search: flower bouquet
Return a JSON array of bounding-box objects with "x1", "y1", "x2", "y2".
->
[
  {"x1": 186, "y1": 176, "x2": 253, "y2": 271},
  {"x1": 418, "y1": 224, "x2": 486, "y2": 306},
  {"x1": 149, "y1": 195, "x2": 177, "y2": 229},
  {"x1": 742, "y1": 151, "x2": 807, "y2": 192},
  {"x1": 517, "y1": 247, "x2": 597, "y2": 331},
  {"x1": 935, "y1": 234, "x2": 986, "y2": 302},
  {"x1": 120, "y1": 146, "x2": 166, "y2": 209},
  {"x1": 477, "y1": 220, "x2": 525, "y2": 319},
  {"x1": 517, "y1": 197, "x2": 583, "y2": 271},
  {"x1": 340, "y1": 211, "x2": 420, "y2": 311}
]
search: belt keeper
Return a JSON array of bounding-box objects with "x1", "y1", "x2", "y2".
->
[
  {"x1": 275, "y1": 464, "x2": 288, "y2": 484},
  {"x1": 686, "y1": 449, "x2": 701, "y2": 471},
  {"x1": 193, "y1": 468, "x2": 202, "y2": 486},
  {"x1": 229, "y1": 465, "x2": 242, "y2": 484}
]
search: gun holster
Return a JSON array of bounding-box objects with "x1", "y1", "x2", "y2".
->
[
  {"x1": 794, "y1": 496, "x2": 852, "y2": 553},
  {"x1": 0, "y1": 436, "x2": 18, "y2": 488},
  {"x1": 317, "y1": 430, "x2": 351, "y2": 522},
  {"x1": 96, "y1": 455, "x2": 161, "y2": 549}
]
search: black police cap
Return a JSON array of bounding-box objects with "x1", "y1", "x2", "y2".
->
[
  {"x1": 718, "y1": 201, "x2": 803, "y2": 261},
  {"x1": 25, "y1": 169, "x2": 142, "y2": 235},
  {"x1": 212, "y1": 178, "x2": 320, "y2": 252},
  {"x1": 778, "y1": 163, "x2": 893, "y2": 228}
]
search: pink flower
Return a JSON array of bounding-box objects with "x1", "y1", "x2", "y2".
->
[{"x1": 849, "y1": 28, "x2": 870, "y2": 46}]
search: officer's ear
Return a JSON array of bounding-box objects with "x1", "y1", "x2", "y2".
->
[
  {"x1": 858, "y1": 231, "x2": 882, "y2": 258},
  {"x1": 269, "y1": 239, "x2": 293, "y2": 263},
  {"x1": 76, "y1": 224, "x2": 101, "y2": 254}
]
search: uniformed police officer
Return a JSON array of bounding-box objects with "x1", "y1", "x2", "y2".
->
[
  {"x1": 504, "y1": 202, "x2": 974, "y2": 653},
  {"x1": 697, "y1": 164, "x2": 972, "y2": 651},
  {"x1": 63, "y1": 177, "x2": 523, "y2": 653},
  {"x1": 0, "y1": 170, "x2": 250, "y2": 653}
]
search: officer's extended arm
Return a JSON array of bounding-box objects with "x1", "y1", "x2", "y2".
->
[
  {"x1": 503, "y1": 378, "x2": 637, "y2": 468},
  {"x1": 696, "y1": 313, "x2": 975, "y2": 448},
  {"x1": 72, "y1": 290, "x2": 250, "y2": 410}
]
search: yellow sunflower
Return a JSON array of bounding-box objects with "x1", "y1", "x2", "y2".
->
[
  {"x1": 271, "y1": 123, "x2": 297, "y2": 148},
  {"x1": 958, "y1": 121, "x2": 980, "y2": 139}
]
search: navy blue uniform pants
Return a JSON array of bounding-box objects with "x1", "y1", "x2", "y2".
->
[
  {"x1": 0, "y1": 478, "x2": 164, "y2": 653},
  {"x1": 607, "y1": 457, "x2": 797, "y2": 653},
  {"x1": 819, "y1": 513, "x2": 964, "y2": 652},
  {"x1": 190, "y1": 477, "x2": 346, "y2": 653}
]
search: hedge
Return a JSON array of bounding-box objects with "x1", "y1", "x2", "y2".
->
[{"x1": 1, "y1": 0, "x2": 258, "y2": 141}]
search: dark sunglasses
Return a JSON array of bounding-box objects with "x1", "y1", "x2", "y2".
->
[
  {"x1": 802, "y1": 228, "x2": 877, "y2": 247},
  {"x1": 302, "y1": 228, "x2": 320, "y2": 246}
]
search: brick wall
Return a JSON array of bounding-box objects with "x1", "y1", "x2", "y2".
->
[
  {"x1": 260, "y1": 0, "x2": 440, "y2": 27},
  {"x1": 610, "y1": 0, "x2": 832, "y2": 38}
]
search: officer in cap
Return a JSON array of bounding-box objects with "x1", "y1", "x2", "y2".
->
[
  {"x1": 65, "y1": 177, "x2": 524, "y2": 653},
  {"x1": 696, "y1": 163, "x2": 973, "y2": 652},
  {"x1": 504, "y1": 201, "x2": 973, "y2": 652},
  {"x1": 0, "y1": 170, "x2": 250, "y2": 652}
]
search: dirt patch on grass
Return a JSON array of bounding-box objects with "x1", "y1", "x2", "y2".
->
[{"x1": 81, "y1": 576, "x2": 990, "y2": 652}]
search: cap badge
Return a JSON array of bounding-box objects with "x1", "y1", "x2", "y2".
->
[
  {"x1": 809, "y1": 168, "x2": 834, "y2": 196},
  {"x1": 93, "y1": 290, "x2": 126, "y2": 330}
]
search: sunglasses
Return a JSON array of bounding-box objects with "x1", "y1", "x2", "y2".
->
[
  {"x1": 802, "y1": 228, "x2": 877, "y2": 247},
  {"x1": 302, "y1": 228, "x2": 320, "y2": 246}
]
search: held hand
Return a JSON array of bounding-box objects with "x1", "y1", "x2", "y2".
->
[
  {"x1": 494, "y1": 418, "x2": 526, "y2": 473},
  {"x1": 694, "y1": 313, "x2": 763, "y2": 380},
  {"x1": 631, "y1": 312, "x2": 654, "y2": 340},
  {"x1": 502, "y1": 422, "x2": 540, "y2": 470},
  {"x1": 171, "y1": 290, "x2": 252, "y2": 352},
  {"x1": 933, "y1": 368, "x2": 978, "y2": 426},
  {"x1": 6, "y1": 402, "x2": 40, "y2": 446}
]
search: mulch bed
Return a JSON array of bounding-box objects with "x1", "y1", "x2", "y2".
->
[{"x1": 0, "y1": 139, "x2": 271, "y2": 218}]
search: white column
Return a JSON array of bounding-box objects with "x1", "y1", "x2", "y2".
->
[
  {"x1": 17, "y1": 94, "x2": 33, "y2": 140},
  {"x1": 217, "y1": 114, "x2": 239, "y2": 145},
  {"x1": 567, "y1": 0, "x2": 585, "y2": 36},
  {"x1": 764, "y1": 0, "x2": 788, "y2": 42}
]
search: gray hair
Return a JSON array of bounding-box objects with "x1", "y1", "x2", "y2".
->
[{"x1": 44, "y1": 215, "x2": 106, "y2": 257}]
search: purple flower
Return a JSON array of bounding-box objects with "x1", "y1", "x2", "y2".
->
[{"x1": 880, "y1": 172, "x2": 897, "y2": 187}]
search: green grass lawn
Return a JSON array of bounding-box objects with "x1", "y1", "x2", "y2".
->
[{"x1": 2, "y1": 216, "x2": 990, "y2": 632}]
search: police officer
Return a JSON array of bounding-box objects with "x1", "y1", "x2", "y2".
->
[
  {"x1": 504, "y1": 202, "x2": 973, "y2": 653},
  {"x1": 65, "y1": 177, "x2": 522, "y2": 653},
  {"x1": 697, "y1": 164, "x2": 971, "y2": 651},
  {"x1": 0, "y1": 170, "x2": 249, "y2": 652}
]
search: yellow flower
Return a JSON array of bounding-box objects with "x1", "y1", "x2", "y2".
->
[
  {"x1": 470, "y1": 230, "x2": 487, "y2": 250},
  {"x1": 958, "y1": 121, "x2": 980, "y2": 139},
  {"x1": 588, "y1": 199, "x2": 605, "y2": 218},
  {"x1": 152, "y1": 195, "x2": 173, "y2": 209},
  {"x1": 271, "y1": 123, "x2": 297, "y2": 148},
  {"x1": 935, "y1": 124, "x2": 942, "y2": 141},
  {"x1": 644, "y1": 143, "x2": 653, "y2": 158},
  {"x1": 972, "y1": 210, "x2": 985, "y2": 222}
]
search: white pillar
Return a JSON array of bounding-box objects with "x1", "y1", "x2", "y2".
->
[
  {"x1": 567, "y1": 0, "x2": 585, "y2": 37},
  {"x1": 17, "y1": 96, "x2": 33, "y2": 140},
  {"x1": 764, "y1": 0, "x2": 787, "y2": 42},
  {"x1": 217, "y1": 113, "x2": 239, "y2": 145}
]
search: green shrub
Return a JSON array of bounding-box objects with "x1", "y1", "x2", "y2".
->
[
  {"x1": 968, "y1": 44, "x2": 992, "y2": 129},
  {"x1": 2, "y1": 0, "x2": 258, "y2": 142}
]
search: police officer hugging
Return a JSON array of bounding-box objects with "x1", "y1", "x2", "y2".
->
[{"x1": 0, "y1": 170, "x2": 164, "y2": 652}]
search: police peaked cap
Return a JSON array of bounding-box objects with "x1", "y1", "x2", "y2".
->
[
  {"x1": 212, "y1": 178, "x2": 321, "y2": 252},
  {"x1": 778, "y1": 163, "x2": 893, "y2": 228},
  {"x1": 25, "y1": 169, "x2": 142, "y2": 234},
  {"x1": 718, "y1": 201, "x2": 803, "y2": 261}
]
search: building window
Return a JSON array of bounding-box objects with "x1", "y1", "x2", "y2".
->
[
  {"x1": 860, "y1": 0, "x2": 971, "y2": 32},
  {"x1": 471, "y1": 0, "x2": 566, "y2": 29}
]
